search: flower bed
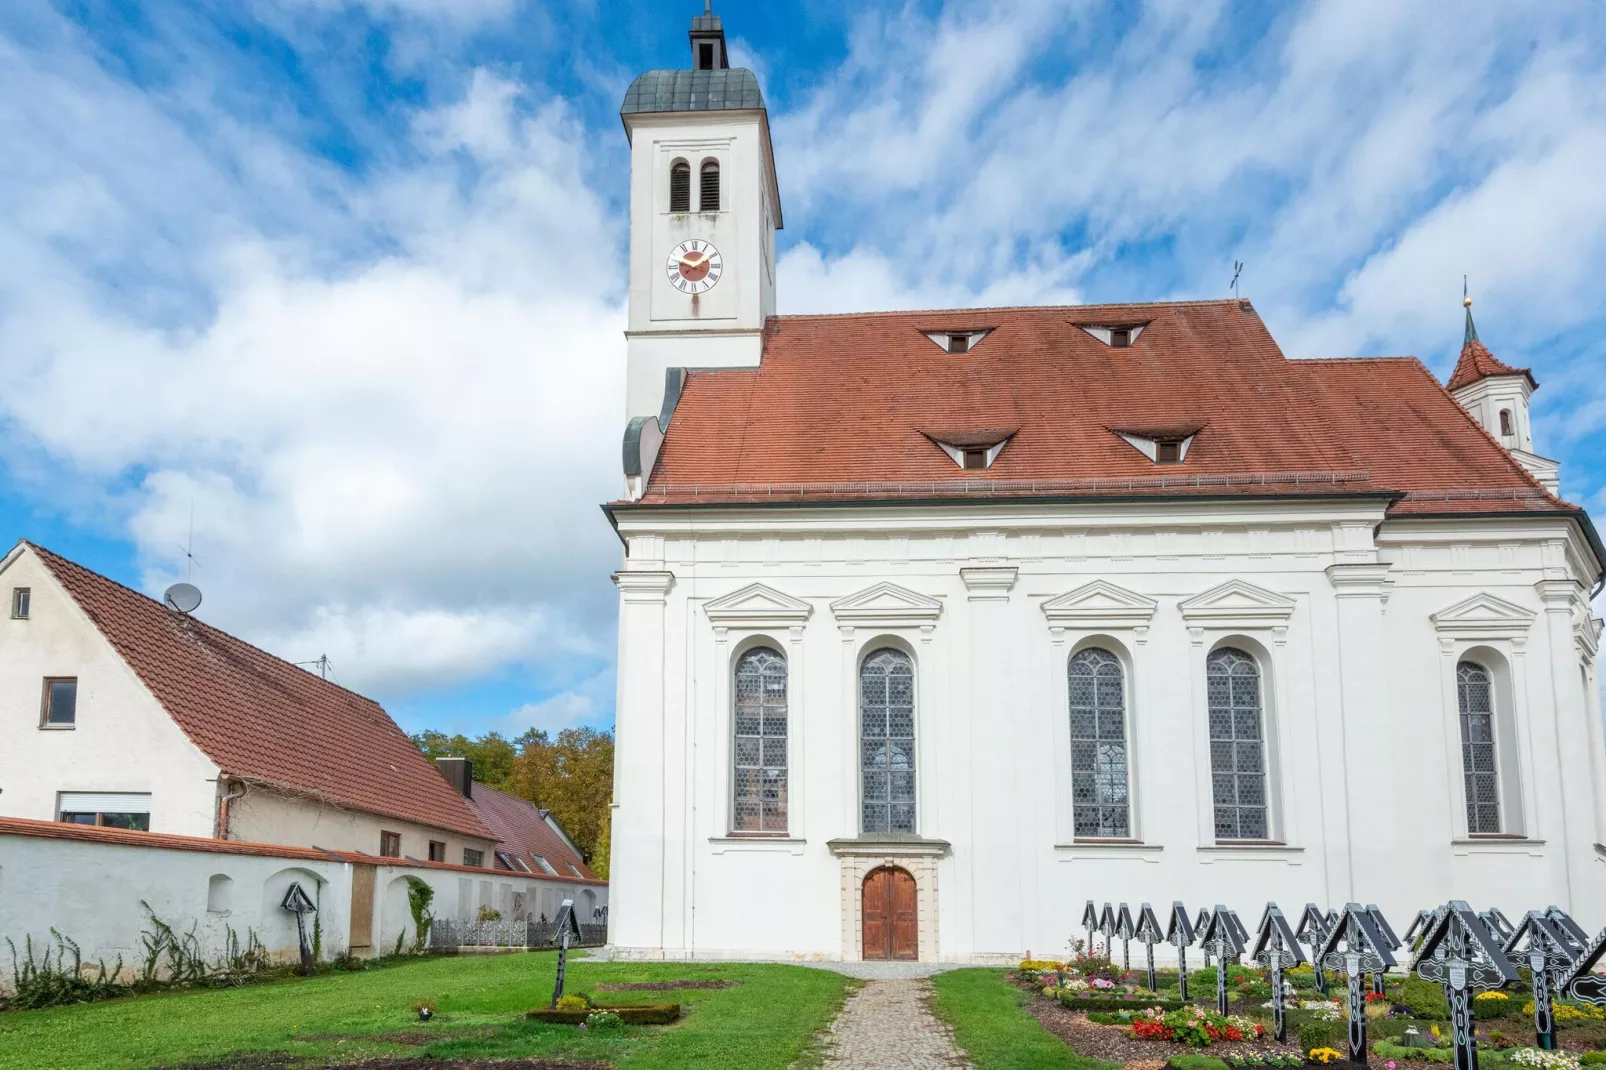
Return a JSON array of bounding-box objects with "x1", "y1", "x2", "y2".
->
[
  {"x1": 1133, "y1": 1005, "x2": 1267, "y2": 1047},
  {"x1": 1059, "y1": 992, "x2": 1187, "y2": 1012},
  {"x1": 525, "y1": 1003, "x2": 680, "y2": 1025}
]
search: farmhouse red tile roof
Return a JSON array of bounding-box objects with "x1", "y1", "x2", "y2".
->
[
  {"x1": 636, "y1": 300, "x2": 1574, "y2": 521},
  {"x1": 27, "y1": 545, "x2": 494, "y2": 842},
  {"x1": 1446, "y1": 337, "x2": 1536, "y2": 392},
  {"x1": 0, "y1": 816, "x2": 604, "y2": 883},
  {"x1": 469, "y1": 784, "x2": 598, "y2": 880}
]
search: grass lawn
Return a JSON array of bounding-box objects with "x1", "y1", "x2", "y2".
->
[
  {"x1": 931, "y1": 969, "x2": 1120, "y2": 1070},
  {"x1": 0, "y1": 952, "x2": 850, "y2": 1070}
]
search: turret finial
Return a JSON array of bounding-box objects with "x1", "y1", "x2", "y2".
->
[{"x1": 1462, "y1": 277, "x2": 1478, "y2": 344}]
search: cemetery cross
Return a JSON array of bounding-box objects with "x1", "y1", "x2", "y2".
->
[
  {"x1": 1135, "y1": 903, "x2": 1165, "y2": 992},
  {"x1": 1412, "y1": 901, "x2": 1520, "y2": 1070},
  {"x1": 1166, "y1": 901, "x2": 1196, "y2": 1003},
  {"x1": 1252, "y1": 903, "x2": 1308, "y2": 1045},
  {"x1": 1319, "y1": 903, "x2": 1399, "y2": 1065}
]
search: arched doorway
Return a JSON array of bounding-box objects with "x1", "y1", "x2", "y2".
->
[{"x1": 862, "y1": 866, "x2": 917, "y2": 961}]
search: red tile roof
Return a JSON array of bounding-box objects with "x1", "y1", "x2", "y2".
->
[
  {"x1": 468, "y1": 783, "x2": 599, "y2": 881},
  {"x1": 27, "y1": 545, "x2": 493, "y2": 842},
  {"x1": 631, "y1": 301, "x2": 1576, "y2": 526},
  {"x1": 1447, "y1": 337, "x2": 1536, "y2": 392},
  {"x1": 0, "y1": 816, "x2": 602, "y2": 883}
]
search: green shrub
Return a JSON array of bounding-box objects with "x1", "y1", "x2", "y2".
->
[
  {"x1": 1576, "y1": 1054, "x2": 1606, "y2": 1066},
  {"x1": 555, "y1": 993, "x2": 589, "y2": 1012},
  {"x1": 2, "y1": 932, "x2": 128, "y2": 1011},
  {"x1": 1237, "y1": 981, "x2": 1273, "y2": 1001},
  {"x1": 1373, "y1": 1040, "x2": 1511, "y2": 1064},
  {"x1": 1395, "y1": 976, "x2": 1451, "y2": 1020},
  {"x1": 1088, "y1": 1011, "x2": 1141, "y2": 1025},
  {"x1": 1298, "y1": 1018, "x2": 1344, "y2": 1053}
]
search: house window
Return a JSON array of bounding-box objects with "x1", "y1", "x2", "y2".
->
[
  {"x1": 1069, "y1": 647, "x2": 1130, "y2": 838},
  {"x1": 379, "y1": 831, "x2": 401, "y2": 857},
  {"x1": 463, "y1": 848, "x2": 485, "y2": 868},
  {"x1": 962, "y1": 448, "x2": 988, "y2": 469},
  {"x1": 700, "y1": 159, "x2": 720, "y2": 211},
  {"x1": 41, "y1": 677, "x2": 77, "y2": 727},
  {"x1": 428, "y1": 840, "x2": 446, "y2": 863},
  {"x1": 669, "y1": 159, "x2": 691, "y2": 212},
  {"x1": 860, "y1": 647, "x2": 916, "y2": 834},
  {"x1": 1110, "y1": 327, "x2": 1132, "y2": 348},
  {"x1": 733, "y1": 646, "x2": 788, "y2": 833},
  {"x1": 947, "y1": 333, "x2": 971, "y2": 354},
  {"x1": 10, "y1": 587, "x2": 29, "y2": 619},
  {"x1": 532, "y1": 854, "x2": 557, "y2": 875},
  {"x1": 1499, "y1": 410, "x2": 1514, "y2": 437},
  {"x1": 58, "y1": 792, "x2": 151, "y2": 831},
  {"x1": 1206, "y1": 648, "x2": 1268, "y2": 840},
  {"x1": 1155, "y1": 440, "x2": 1182, "y2": 463},
  {"x1": 1457, "y1": 661, "x2": 1501, "y2": 834}
]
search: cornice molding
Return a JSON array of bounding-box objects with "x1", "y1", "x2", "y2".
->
[{"x1": 612, "y1": 570, "x2": 675, "y2": 602}]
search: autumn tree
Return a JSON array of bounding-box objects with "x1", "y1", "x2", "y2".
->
[{"x1": 409, "y1": 730, "x2": 521, "y2": 793}]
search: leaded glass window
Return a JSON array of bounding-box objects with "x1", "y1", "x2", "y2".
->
[
  {"x1": 1069, "y1": 647, "x2": 1130, "y2": 838},
  {"x1": 1457, "y1": 661, "x2": 1501, "y2": 834},
  {"x1": 861, "y1": 648, "x2": 916, "y2": 834},
  {"x1": 1206, "y1": 648, "x2": 1268, "y2": 840},
  {"x1": 733, "y1": 647, "x2": 788, "y2": 832}
]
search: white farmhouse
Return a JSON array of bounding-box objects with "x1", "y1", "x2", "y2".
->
[{"x1": 604, "y1": 6, "x2": 1606, "y2": 964}]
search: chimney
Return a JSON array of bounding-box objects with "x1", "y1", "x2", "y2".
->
[{"x1": 436, "y1": 756, "x2": 473, "y2": 798}]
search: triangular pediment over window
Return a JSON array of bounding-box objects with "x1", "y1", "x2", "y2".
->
[
  {"x1": 704, "y1": 583, "x2": 813, "y2": 628},
  {"x1": 830, "y1": 582, "x2": 942, "y2": 625},
  {"x1": 1430, "y1": 591, "x2": 1535, "y2": 640},
  {"x1": 1178, "y1": 579, "x2": 1296, "y2": 629},
  {"x1": 1041, "y1": 580, "x2": 1158, "y2": 628}
]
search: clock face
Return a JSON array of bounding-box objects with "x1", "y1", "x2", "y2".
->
[{"x1": 666, "y1": 239, "x2": 723, "y2": 294}]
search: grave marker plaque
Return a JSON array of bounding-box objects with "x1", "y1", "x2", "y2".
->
[
  {"x1": 1412, "y1": 901, "x2": 1519, "y2": 1070},
  {"x1": 1252, "y1": 903, "x2": 1307, "y2": 1044},
  {"x1": 1167, "y1": 902, "x2": 1196, "y2": 1002},
  {"x1": 1319, "y1": 903, "x2": 1399, "y2": 1065},
  {"x1": 1135, "y1": 903, "x2": 1165, "y2": 992}
]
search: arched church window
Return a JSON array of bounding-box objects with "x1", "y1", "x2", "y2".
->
[
  {"x1": 1457, "y1": 661, "x2": 1501, "y2": 834},
  {"x1": 1069, "y1": 647, "x2": 1129, "y2": 838},
  {"x1": 733, "y1": 647, "x2": 788, "y2": 832},
  {"x1": 1206, "y1": 647, "x2": 1267, "y2": 840},
  {"x1": 860, "y1": 648, "x2": 915, "y2": 834},
  {"x1": 1499, "y1": 409, "x2": 1514, "y2": 437},
  {"x1": 700, "y1": 159, "x2": 720, "y2": 212},
  {"x1": 669, "y1": 160, "x2": 691, "y2": 213}
]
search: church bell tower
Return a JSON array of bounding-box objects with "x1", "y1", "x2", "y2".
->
[{"x1": 619, "y1": 2, "x2": 782, "y2": 423}]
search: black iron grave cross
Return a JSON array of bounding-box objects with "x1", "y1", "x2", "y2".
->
[
  {"x1": 1413, "y1": 900, "x2": 1519, "y2": 1070},
  {"x1": 1559, "y1": 923, "x2": 1606, "y2": 1011},
  {"x1": 1082, "y1": 899, "x2": 1099, "y2": 959},
  {"x1": 1296, "y1": 903, "x2": 1333, "y2": 996},
  {"x1": 1135, "y1": 903, "x2": 1165, "y2": 992},
  {"x1": 549, "y1": 898, "x2": 584, "y2": 1009},
  {"x1": 280, "y1": 881, "x2": 318, "y2": 976},
  {"x1": 1099, "y1": 902, "x2": 1117, "y2": 961},
  {"x1": 1166, "y1": 901, "x2": 1196, "y2": 1002},
  {"x1": 1251, "y1": 903, "x2": 1307, "y2": 1044},
  {"x1": 1319, "y1": 903, "x2": 1399, "y2": 1065},
  {"x1": 1199, "y1": 905, "x2": 1247, "y2": 1014},
  {"x1": 1116, "y1": 903, "x2": 1136, "y2": 974},
  {"x1": 1504, "y1": 909, "x2": 1580, "y2": 1050},
  {"x1": 1366, "y1": 903, "x2": 1403, "y2": 997}
]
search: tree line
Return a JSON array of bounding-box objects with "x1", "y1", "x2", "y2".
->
[{"x1": 410, "y1": 727, "x2": 613, "y2": 880}]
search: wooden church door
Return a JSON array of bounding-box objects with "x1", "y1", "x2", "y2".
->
[{"x1": 862, "y1": 866, "x2": 917, "y2": 961}]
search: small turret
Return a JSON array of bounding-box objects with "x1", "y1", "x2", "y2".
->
[
  {"x1": 1447, "y1": 294, "x2": 1558, "y2": 493},
  {"x1": 689, "y1": 1, "x2": 729, "y2": 71}
]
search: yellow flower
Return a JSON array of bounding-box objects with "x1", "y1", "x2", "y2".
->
[{"x1": 1309, "y1": 1047, "x2": 1345, "y2": 1065}]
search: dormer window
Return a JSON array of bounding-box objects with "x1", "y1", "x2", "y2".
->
[
  {"x1": 1112, "y1": 426, "x2": 1200, "y2": 464},
  {"x1": 1076, "y1": 322, "x2": 1149, "y2": 347},
  {"x1": 923, "y1": 429, "x2": 1014, "y2": 470},
  {"x1": 923, "y1": 329, "x2": 992, "y2": 354}
]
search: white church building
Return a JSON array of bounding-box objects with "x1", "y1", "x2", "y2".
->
[{"x1": 605, "y1": 6, "x2": 1606, "y2": 964}]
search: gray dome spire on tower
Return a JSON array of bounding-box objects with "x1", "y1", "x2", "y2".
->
[{"x1": 689, "y1": 0, "x2": 729, "y2": 70}]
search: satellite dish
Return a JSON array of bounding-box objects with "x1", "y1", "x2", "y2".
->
[{"x1": 164, "y1": 582, "x2": 203, "y2": 615}]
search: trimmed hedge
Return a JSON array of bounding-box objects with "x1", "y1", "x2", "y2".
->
[
  {"x1": 1371, "y1": 1041, "x2": 1510, "y2": 1064},
  {"x1": 1393, "y1": 977, "x2": 1451, "y2": 1021},
  {"x1": 526, "y1": 1002, "x2": 680, "y2": 1025}
]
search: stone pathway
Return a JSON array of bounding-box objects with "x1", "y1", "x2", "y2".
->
[{"x1": 816, "y1": 978, "x2": 971, "y2": 1069}]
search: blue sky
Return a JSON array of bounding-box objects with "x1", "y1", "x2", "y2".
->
[{"x1": 3, "y1": 0, "x2": 1605, "y2": 737}]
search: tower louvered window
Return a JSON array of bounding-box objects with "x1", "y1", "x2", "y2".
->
[
  {"x1": 733, "y1": 647, "x2": 788, "y2": 832},
  {"x1": 860, "y1": 648, "x2": 916, "y2": 834},
  {"x1": 669, "y1": 160, "x2": 691, "y2": 212},
  {"x1": 1206, "y1": 647, "x2": 1268, "y2": 840},
  {"x1": 1457, "y1": 661, "x2": 1501, "y2": 834},
  {"x1": 1069, "y1": 647, "x2": 1129, "y2": 838},
  {"x1": 700, "y1": 160, "x2": 720, "y2": 212}
]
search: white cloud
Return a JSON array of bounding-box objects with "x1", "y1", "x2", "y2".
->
[{"x1": 0, "y1": 23, "x2": 626, "y2": 699}]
